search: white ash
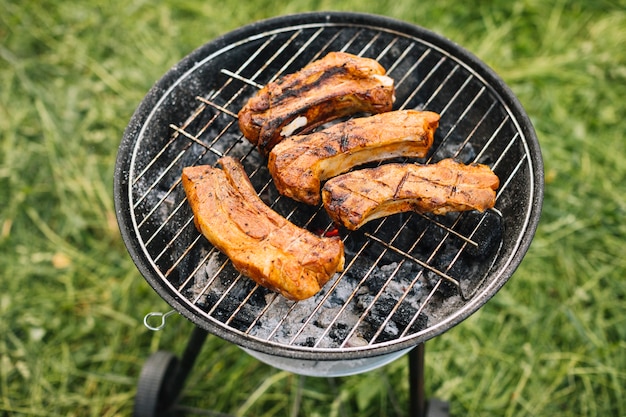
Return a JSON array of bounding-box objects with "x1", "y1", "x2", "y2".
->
[
  {"x1": 246, "y1": 259, "x2": 428, "y2": 348},
  {"x1": 189, "y1": 251, "x2": 223, "y2": 302}
]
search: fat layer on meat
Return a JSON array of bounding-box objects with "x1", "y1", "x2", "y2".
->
[
  {"x1": 238, "y1": 51, "x2": 395, "y2": 155},
  {"x1": 322, "y1": 158, "x2": 500, "y2": 230},
  {"x1": 182, "y1": 156, "x2": 345, "y2": 301},
  {"x1": 268, "y1": 110, "x2": 440, "y2": 205}
]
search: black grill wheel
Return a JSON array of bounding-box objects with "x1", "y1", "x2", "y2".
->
[{"x1": 134, "y1": 351, "x2": 180, "y2": 417}]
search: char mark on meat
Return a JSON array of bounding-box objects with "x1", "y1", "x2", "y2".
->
[
  {"x1": 238, "y1": 52, "x2": 395, "y2": 156},
  {"x1": 322, "y1": 158, "x2": 500, "y2": 230},
  {"x1": 268, "y1": 110, "x2": 439, "y2": 205},
  {"x1": 182, "y1": 156, "x2": 345, "y2": 301}
]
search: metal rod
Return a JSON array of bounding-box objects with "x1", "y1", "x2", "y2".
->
[
  {"x1": 171, "y1": 326, "x2": 210, "y2": 401},
  {"x1": 409, "y1": 344, "x2": 426, "y2": 417}
]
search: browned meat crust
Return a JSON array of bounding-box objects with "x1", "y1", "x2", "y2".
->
[
  {"x1": 322, "y1": 159, "x2": 500, "y2": 230},
  {"x1": 268, "y1": 110, "x2": 440, "y2": 205},
  {"x1": 182, "y1": 157, "x2": 345, "y2": 301},
  {"x1": 238, "y1": 52, "x2": 395, "y2": 155}
]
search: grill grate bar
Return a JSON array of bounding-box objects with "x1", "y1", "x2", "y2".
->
[
  {"x1": 394, "y1": 209, "x2": 474, "y2": 338},
  {"x1": 224, "y1": 283, "x2": 263, "y2": 326},
  {"x1": 133, "y1": 134, "x2": 196, "y2": 210},
  {"x1": 148, "y1": 200, "x2": 193, "y2": 255},
  {"x1": 133, "y1": 84, "x2": 243, "y2": 214},
  {"x1": 228, "y1": 33, "x2": 280, "y2": 80},
  {"x1": 294, "y1": 27, "x2": 346, "y2": 65},
  {"x1": 385, "y1": 42, "x2": 415, "y2": 75},
  {"x1": 166, "y1": 233, "x2": 204, "y2": 279},
  {"x1": 368, "y1": 265, "x2": 427, "y2": 343},
  {"x1": 260, "y1": 292, "x2": 301, "y2": 341},
  {"x1": 376, "y1": 36, "x2": 401, "y2": 62},
  {"x1": 262, "y1": 29, "x2": 311, "y2": 84},
  {"x1": 339, "y1": 215, "x2": 425, "y2": 347},
  {"x1": 168, "y1": 123, "x2": 225, "y2": 155},
  {"x1": 310, "y1": 243, "x2": 390, "y2": 347},
  {"x1": 281, "y1": 230, "x2": 377, "y2": 344},
  {"x1": 132, "y1": 98, "x2": 212, "y2": 188},
  {"x1": 401, "y1": 277, "x2": 444, "y2": 338},
  {"x1": 137, "y1": 117, "x2": 237, "y2": 233},
  {"x1": 401, "y1": 197, "x2": 486, "y2": 337},
  {"x1": 431, "y1": 85, "x2": 487, "y2": 159},
  {"x1": 195, "y1": 97, "x2": 239, "y2": 119},
  {"x1": 207, "y1": 272, "x2": 248, "y2": 315},
  {"x1": 305, "y1": 210, "x2": 436, "y2": 348},
  {"x1": 393, "y1": 48, "x2": 430, "y2": 93},
  {"x1": 398, "y1": 55, "x2": 446, "y2": 110},
  {"x1": 339, "y1": 29, "x2": 365, "y2": 53},
  {"x1": 422, "y1": 64, "x2": 460, "y2": 110},
  {"x1": 491, "y1": 131, "x2": 520, "y2": 171},
  {"x1": 193, "y1": 256, "x2": 232, "y2": 305},
  {"x1": 357, "y1": 32, "x2": 383, "y2": 57},
  {"x1": 365, "y1": 213, "x2": 448, "y2": 344},
  {"x1": 245, "y1": 291, "x2": 280, "y2": 332},
  {"x1": 174, "y1": 244, "x2": 217, "y2": 290},
  {"x1": 132, "y1": 27, "x2": 278, "y2": 198},
  {"x1": 364, "y1": 233, "x2": 460, "y2": 286},
  {"x1": 136, "y1": 154, "x2": 189, "y2": 229},
  {"x1": 474, "y1": 115, "x2": 511, "y2": 163},
  {"x1": 134, "y1": 29, "x2": 291, "y2": 218},
  {"x1": 438, "y1": 75, "x2": 476, "y2": 118},
  {"x1": 439, "y1": 210, "x2": 503, "y2": 301},
  {"x1": 496, "y1": 154, "x2": 526, "y2": 199},
  {"x1": 460, "y1": 101, "x2": 499, "y2": 162},
  {"x1": 414, "y1": 212, "x2": 478, "y2": 247},
  {"x1": 220, "y1": 69, "x2": 264, "y2": 89}
]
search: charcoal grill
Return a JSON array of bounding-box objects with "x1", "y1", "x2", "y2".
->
[{"x1": 114, "y1": 11, "x2": 543, "y2": 417}]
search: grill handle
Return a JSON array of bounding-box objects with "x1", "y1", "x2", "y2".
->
[{"x1": 143, "y1": 310, "x2": 177, "y2": 331}]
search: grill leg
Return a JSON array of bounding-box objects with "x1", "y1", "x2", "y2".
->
[
  {"x1": 174, "y1": 326, "x2": 209, "y2": 393},
  {"x1": 409, "y1": 344, "x2": 426, "y2": 417},
  {"x1": 134, "y1": 326, "x2": 209, "y2": 417},
  {"x1": 408, "y1": 344, "x2": 450, "y2": 417}
]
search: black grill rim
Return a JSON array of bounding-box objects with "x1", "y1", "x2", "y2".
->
[{"x1": 114, "y1": 11, "x2": 544, "y2": 361}]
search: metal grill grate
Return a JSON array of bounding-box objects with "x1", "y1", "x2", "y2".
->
[{"x1": 116, "y1": 14, "x2": 542, "y2": 360}]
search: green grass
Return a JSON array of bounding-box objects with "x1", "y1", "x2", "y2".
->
[{"x1": 1, "y1": 0, "x2": 625, "y2": 416}]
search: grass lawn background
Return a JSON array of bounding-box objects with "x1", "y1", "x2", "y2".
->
[{"x1": 1, "y1": 0, "x2": 625, "y2": 416}]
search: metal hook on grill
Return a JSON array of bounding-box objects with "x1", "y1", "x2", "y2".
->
[{"x1": 143, "y1": 310, "x2": 177, "y2": 331}]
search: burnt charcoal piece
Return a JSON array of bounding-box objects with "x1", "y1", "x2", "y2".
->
[
  {"x1": 227, "y1": 289, "x2": 269, "y2": 332},
  {"x1": 436, "y1": 278, "x2": 459, "y2": 298},
  {"x1": 391, "y1": 297, "x2": 423, "y2": 330},
  {"x1": 463, "y1": 211, "x2": 503, "y2": 259},
  {"x1": 328, "y1": 322, "x2": 350, "y2": 345},
  {"x1": 300, "y1": 337, "x2": 316, "y2": 348},
  {"x1": 413, "y1": 216, "x2": 451, "y2": 253},
  {"x1": 365, "y1": 296, "x2": 397, "y2": 329},
  {"x1": 406, "y1": 312, "x2": 429, "y2": 335},
  {"x1": 229, "y1": 307, "x2": 257, "y2": 332}
]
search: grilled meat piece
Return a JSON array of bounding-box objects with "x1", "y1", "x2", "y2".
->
[
  {"x1": 268, "y1": 110, "x2": 440, "y2": 205},
  {"x1": 182, "y1": 157, "x2": 345, "y2": 301},
  {"x1": 322, "y1": 159, "x2": 500, "y2": 230},
  {"x1": 238, "y1": 51, "x2": 395, "y2": 155}
]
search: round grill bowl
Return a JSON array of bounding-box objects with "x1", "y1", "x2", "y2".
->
[{"x1": 114, "y1": 12, "x2": 543, "y2": 369}]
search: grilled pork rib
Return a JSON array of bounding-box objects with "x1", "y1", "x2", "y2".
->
[
  {"x1": 322, "y1": 159, "x2": 500, "y2": 230},
  {"x1": 238, "y1": 52, "x2": 395, "y2": 155},
  {"x1": 268, "y1": 110, "x2": 440, "y2": 205},
  {"x1": 182, "y1": 157, "x2": 345, "y2": 301}
]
